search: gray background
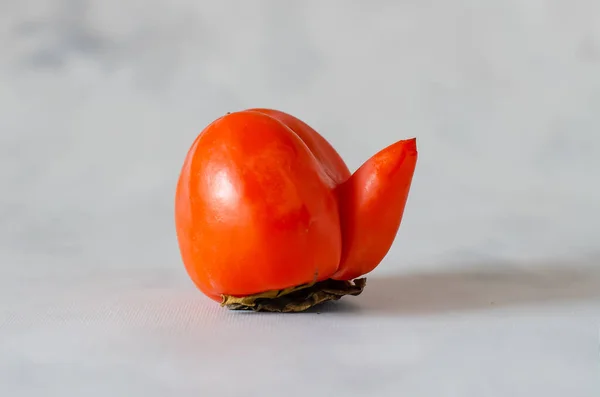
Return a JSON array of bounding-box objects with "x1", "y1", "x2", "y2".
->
[{"x1": 1, "y1": 1, "x2": 599, "y2": 396}]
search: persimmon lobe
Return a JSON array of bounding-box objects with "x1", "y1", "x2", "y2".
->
[
  {"x1": 174, "y1": 109, "x2": 417, "y2": 309},
  {"x1": 332, "y1": 138, "x2": 418, "y2": 281}
]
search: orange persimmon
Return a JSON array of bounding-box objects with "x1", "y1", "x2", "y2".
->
[{"x1": 175, "y1": 109, "x2": 417, "y2": 311}]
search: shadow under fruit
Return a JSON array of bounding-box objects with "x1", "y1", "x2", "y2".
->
[{"x1": 174, "y1": 108, "x2": 418, "y2": 312}]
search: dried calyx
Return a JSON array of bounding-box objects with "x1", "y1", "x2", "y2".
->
[{"x1": 221, "y1": 278, "x2": 367, "y2": 313}]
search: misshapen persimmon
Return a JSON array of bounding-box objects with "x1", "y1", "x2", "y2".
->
[{"x1": 175, "y1": 109, "x2": 417, "y2": 311}]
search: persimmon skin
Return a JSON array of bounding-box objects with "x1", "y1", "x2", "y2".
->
[
  {"x1": 245, "y1": 108, "x2": 351, "y2": 186},
  {"x1": 175, "y1": 111, "x2": 343, "y2": 301}
]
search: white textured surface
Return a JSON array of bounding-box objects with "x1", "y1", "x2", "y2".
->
[{"x1": 1, "y1": 1, "x2": 600, "y2": 396}]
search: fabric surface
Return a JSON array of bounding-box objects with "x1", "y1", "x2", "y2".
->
[{"x1": 1, "y1": 1, "x2": 599, "y2": 396}]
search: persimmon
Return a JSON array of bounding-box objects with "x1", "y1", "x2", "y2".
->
[{"x1": 175, "y1": 109, "x2": 417, "y2": 312}]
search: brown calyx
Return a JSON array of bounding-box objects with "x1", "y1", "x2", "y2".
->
[{"x1": 221, "y1": 278, "x2": 366, "y2": 313}]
